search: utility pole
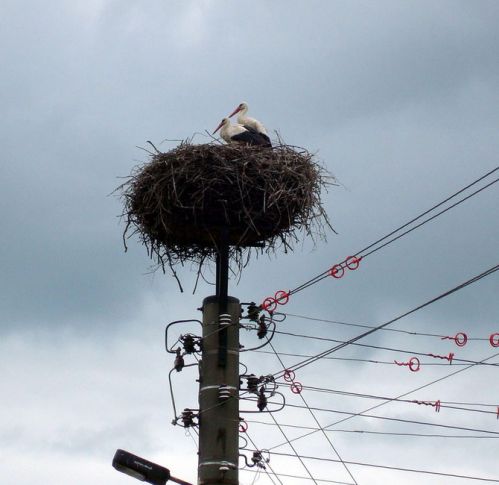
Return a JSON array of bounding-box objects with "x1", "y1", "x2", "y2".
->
[
  {"x1": 119, "y1": 135, "x2": 328, "y2": 485},
  {"x1": 197, "y1": 238, "x2": 240, "y2": 485}
]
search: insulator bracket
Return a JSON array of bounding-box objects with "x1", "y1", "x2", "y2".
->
[
  {"x1": 219, "y1": 313, "x2": 232, "y2": 327},
  {"x1": 218, "y1": 384, "x2": 232, "y2": 401}
]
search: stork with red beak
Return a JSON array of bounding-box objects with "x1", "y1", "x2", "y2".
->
[
  {"x1": 228, "y1": 102, "x2": 271, "y2": 147},
  {"x1": 213, "y1": 118, "x2": 269, "y2": 146}
]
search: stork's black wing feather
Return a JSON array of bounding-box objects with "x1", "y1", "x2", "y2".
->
[
  {"x1": 242, "y1": 125, "x2": 259, "y2": 134},
  {"x1": 259, "y1": 133, "x2": 272, "y2": 147},
  {"x1": 240, "y1": 125, "x2": 272, "y2": 147},
  {"x1": 231, "y1": 130, "x2": 267, "y2": 146}
]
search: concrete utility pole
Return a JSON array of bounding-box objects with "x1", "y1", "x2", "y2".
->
[{"x1": 197, "y1": 241, "x2": 240, "y2": 485}]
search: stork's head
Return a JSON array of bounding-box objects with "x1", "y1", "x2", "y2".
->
[
  {"x1": 229, "y1": 101, "x2": 248, "y2": 118},
  {"x1": 213, "y1": 117, "x2": 229, "y2": 134}
]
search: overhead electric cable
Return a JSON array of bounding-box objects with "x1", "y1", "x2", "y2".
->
[
  {"x1": 267, "y1": 409, "x2": 319, "y2": 485},
  {"x1": 273, "y1": 263, "x2": 499, "y2": 378},
  {"x1": 275, "y1": 382, "x2": 498, "y2": 415},
  {"x1": 257, "y1": 401, "x2": 499, "y2": 436},
  {"x1": 268, "y1": 351, "x2": 499, "y2": 451},
  {"x1": 272, "y1": 329, "x2": 499, "y2": 367},
  {"x1": 245, "y1": 420, "x2": 499, "y2": 439},
  {"x1": 243, "y1": 431, "x2": 284, "y2": 485},
  {"x1": 268, "y1": 451, "x2": 499, "y2": 483},
  {"x1": 268, "y1": 341, "x2": 359, "y2": 485},
  {"x1": 254, "y1": 349, "x2": 480, "y2": 366},
  {"x1": 241, "y1": 468, "x2": 354, "y2": 485},
  {"x1": 359, "y1": 176, "x2": 499, "y2": 259},
  {"x1": 269, "y1": 166, "x2": 499, "y2": 299},
  {"x1": 279, "y1": 312, "x2": 488, "y2": 341}
]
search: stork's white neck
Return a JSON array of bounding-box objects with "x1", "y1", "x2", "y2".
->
[{"x1": 236, "y1": 106, "x2": 266, "y2": 134}]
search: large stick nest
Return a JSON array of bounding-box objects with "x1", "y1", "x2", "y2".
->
[{"x1": 119, "y1": 141, "x2": 334, "y2": 275}]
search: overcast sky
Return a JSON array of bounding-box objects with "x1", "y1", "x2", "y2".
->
[{"x1": 1, "y1": 1, "x2": 498, "y2": 484}]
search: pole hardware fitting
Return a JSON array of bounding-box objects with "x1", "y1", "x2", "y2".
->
[
  {"x1": 218, "y1": 384, "x2": 232, "y2": 401},
  {"x1": 180, "y1": 408, "x2": 197, "y2": 428},
  {"x1": 260, "y1": 374, "x2": 277, "y2": 396},
  {"x1": 245, "y1": 302, "x2": 261, "y2": 322},
  {"x1": 240, "y1": 450, "x2": 270, "y2": 469},
  {"x1": 240, "y1": 373, "x2": 277, "y2": 395},
  {"x1": 165, "y1": 319, "x2": 202, "y2": 354},
  {"x1": 246, "y1": 374, "x2": 259, "y2": 394},
  {"x1": 251, "y1": 451, "x2": 268, "y2": 469},
  {"x1": 180, "y1": 333, "x2": 202, "y2": 354},
  {"x1": 174, "y1": 348, "x2": 185, "y2": 372},
  {"x1": 218, "y1": 313, "x2": 232, "y2": 327},
  {"x1": 257, "y1": 387, "x2": 267, "y2": 411},
  {"x1": 257, "y1": 315, "x2": 268, "y2": 339}
]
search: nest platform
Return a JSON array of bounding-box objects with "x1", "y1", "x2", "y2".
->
[{"x1": 120, "y1": 141, "x2": 333, "y2": 272}]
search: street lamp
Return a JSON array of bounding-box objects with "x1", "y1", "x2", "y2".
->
[{"x1": 112, "y1": 449, "x2": 192, "y2": 485}]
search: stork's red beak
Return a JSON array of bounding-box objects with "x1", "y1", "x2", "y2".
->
[
  {"x1": 228, "y1": 105, "x2": 242, "y2": 118},
  {"x1": 213, "y1": 120, "x2": 224, "y2": 134}
]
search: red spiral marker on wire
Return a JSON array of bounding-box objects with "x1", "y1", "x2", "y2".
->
[
  {"x1": 441, "y1": 332, "x2": 467, "y2": 347},
  {"x1": 262, "y1": 253, "x2": 364, "y2": 313},
  {"x1": 262, "y1": 297, "x2": 277, "y2": 313},
  {"x1": 489, "y1": 333, "x2": 499, "y2": 348},
  {"x1": 239, "y1": 419, "x2": 248, "y2": 433},
  {"x1": 261, "y1": 291, "x2": 289, "y2": 314},
  {"x1": 282, "y1": 369, "x2": 303, "y2": 394},
  {"x1": 412, "y1": 399, "x2": 441, "y2": 412},
  {"x1": 345, "y1": 255, "x2": 362, "y2": 270},
  {"x1": 428, "y1": 352, "x2": 454, "y2": 364},
  {"x1": 329, "y1": 264, "x2": 345, "y2": 279},
  {"x1": 409, "y1": 357, "x2": 421, "y2": 372},
  {"x1": 454, "y1": 332, "x2": 468, "y2": 347},
  {"x1": 274, "y1": 290, "x2": 290, "y2": 306},
  {"x1": 394, "y1": 357, "x2": 421, "y2": 372}
]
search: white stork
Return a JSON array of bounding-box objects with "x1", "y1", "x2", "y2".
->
[
  {"x1": 213, "y1": 118, "x2": 269, "y2": 146},
  {"x1": 228, "y1": 102, "x2": 272, "y2": 147}
]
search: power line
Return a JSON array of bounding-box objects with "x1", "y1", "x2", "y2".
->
[
  {"x1": 291, "y1": 169, "x2": 499, "y2": 295},
  {"x1": 255, "y1": 401, "x2": 499, "y2": 436},
  {"x1": 282, "y1": 167, "x2": 499, "y2": 298},
  {"x1": 246, "y1": 268, "x2": 499, "y2": 455},
  {"x1": 267, "y1": 351, "x2": 499, "y2": 451},
  {"x1": 272, "y1": 263, "x2": 499, "y2": 378},
  {"x1": 267, "y1": 451, "x2": 499, "y2": 483},
  {"x1": 268, "y1": 341, "x2": 359, "y2": 485},
  {"x1": 267, "y1": 407, "x2": 319, "y2": 485},
  {"x1": 253, "y1": 349, "x2": 483, "y2": 366},
  {"x1": 359, "y1": 176, "x2": 499, "y2": 259},
  {"x1": 275, "y1": 382, "x2": 498, "y2": 415},
  {"x1": 243, "y1": 431, "x2": 284, "y2": 485},
  {"x1": 235, "y1": 170, "x2": 499, "y2": 485},
  {"x1": 245, "y1": 420, "x2": 499, "y2": 439},
  {"x1": 278, "y1": 311, "x2": 488, "y2": 341},
  {"x1": 240, "y1": 468, "x2": 354, "y2": 485},
  {"x1": 272, "y1": 329, "x2": 499, "y2": 367}
]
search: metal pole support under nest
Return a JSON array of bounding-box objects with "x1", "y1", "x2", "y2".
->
[{"x1": 198, "y1": 238, "x2": 240, "y2": 485}]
